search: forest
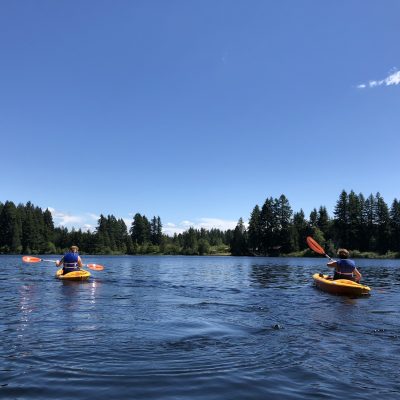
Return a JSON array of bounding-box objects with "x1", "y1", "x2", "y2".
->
[{"x1": 0, "y1": 190, "x2": 399, "y2": 258}]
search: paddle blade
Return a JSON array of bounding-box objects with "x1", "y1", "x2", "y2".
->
[
  {"x1": 86, "y1": 263, "x2": 104, "y2": 271},
  {"x1": 22, "y1": 256, "x2": 42, "y2": 263},
  {"x1": 306, "y1": 236, "x2": 325, "y2": 255}
]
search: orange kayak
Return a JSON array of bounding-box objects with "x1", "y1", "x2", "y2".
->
[{"x1": 313, "y1": 273, "x2": 371, "y2": 296}]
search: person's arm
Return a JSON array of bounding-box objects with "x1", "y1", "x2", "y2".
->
[
  {"x1": 354, "y1": 267, "x2": 362, "y2": 283},
  {"x1": 77, "y1": 256, "x2": 83, "y2": 268},
  {"x1": 56, "y1": 257, "x2": 64, "y2": 267},
  {"x1": 327, "y1": 260, "x2": 337, "y2": 268}
]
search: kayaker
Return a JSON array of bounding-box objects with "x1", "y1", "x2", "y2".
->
[
  {"x1": 327, "y1": 248, "x2": 362, "y2": 282},
  {"x1": 56, "y1": 245, "x2": 83, "y2": 275}
]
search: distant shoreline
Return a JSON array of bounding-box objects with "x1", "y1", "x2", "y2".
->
[{"x1": 7, "y1": 251, "x2": 400, "y2": 260}]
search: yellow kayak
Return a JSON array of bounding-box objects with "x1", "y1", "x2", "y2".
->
[
  {"x1": 56, "y1": 268, "x2": 91, "y2": 281},
  {"x1": 313, "y1": 273, "x2": 371, "y2": 296}
]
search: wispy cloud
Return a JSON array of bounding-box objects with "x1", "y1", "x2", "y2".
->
[
  {"x1": 357, "y1": 69, "x2": 400, "y2": 89},
  {"x1": 48, "y1": 208, "x2": 239, "y2": 236},
  {"x1": 48, "y1": 207, "x2": 98, "y2": 231},
  {"x1": 163, "y1": 218, "x2": 239, "y2": 236}
]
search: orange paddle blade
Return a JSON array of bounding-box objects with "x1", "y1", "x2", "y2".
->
[
  {"x1": 306, "y1": 236, "x2": 325, "y2": 255},
  {"x1": 22, "y1": 256, "x2": 42, "y2": 263},
  {"x1": 86, "y1": 264, "x2": 104, "y2": 271}
]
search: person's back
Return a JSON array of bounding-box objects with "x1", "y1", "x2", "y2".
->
[
  {"x1": 56, "y1": 245, "x2": 83, "y2": 275},
  {"x1": 327, "y1": 248, "x2": 362, "y2": 282}
]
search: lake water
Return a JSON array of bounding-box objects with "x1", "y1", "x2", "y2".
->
[{"x1": 1, "y1": 255, "x2": 400, "y2": 399}]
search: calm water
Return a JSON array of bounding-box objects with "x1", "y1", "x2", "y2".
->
[{"x1": 1, "y1": 255, "x2": 400, "y2": 399}]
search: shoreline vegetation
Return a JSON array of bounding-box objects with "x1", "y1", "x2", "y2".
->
[
  {"x1": 2, "y1": 249, "x2": 399, "y2": 259},
  {"x1": 1, "y1": 189, "x2": 400, "y2": 259}
]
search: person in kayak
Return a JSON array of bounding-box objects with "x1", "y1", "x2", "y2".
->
[
  {"x1": 56, "y1": 245, "x2": 83, "y2": 275},
  {"x1": 327, "y1": 248, "x2": 362, "y2": 282}
]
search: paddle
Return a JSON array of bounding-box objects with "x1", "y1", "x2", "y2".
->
[
  {"x1": 306, "y1": 236, "x2": 334, "y2": 262},
  {"x1": 22, "y1": 256, "x2": 104, "y2": 271}
]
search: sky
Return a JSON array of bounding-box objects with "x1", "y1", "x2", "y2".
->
[{"x1": 1, "y1": 1, "x2": 399, "y2": 235}]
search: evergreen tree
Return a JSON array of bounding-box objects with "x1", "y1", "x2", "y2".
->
[
  {"x1": 150, "y1": 216, "x2": 163, "y2": 245},
  {"x1": 0, "y1": 201, "x2": 22, "y2": 253},
  {"x1": 230, "y1": 218, "x2": 248, "y2": 256},
  {"x1": 95, "y1": 214, "x2": 112, "y2": 253},
  {"x1": 317, "y1": 206, "x2": 330, "y2": 238},
  {"x1": 275, "y1": 195, "x2": 293, "y2": 252},
  {"x1": 116, "y1": 218, "x2": 128, "y2": 253},
  {"x1": 292, "y1": 209, "x2": 309, "y2": 251},
  {"x1": 390, "y1": 199, "x2": 400, "y2": 252},
  {"x1": 347, "y1": 191, "x2": 362, "y2": 250},
  {"x1": 361, "y1": 194, "x2": 377, "y2": 251},
  {"x1": 21, "y1": 202, "x2": 41, "y2": 253},
  {"x1": 182, "y1": 227, "x2": 198, "y2": 254},
  {"x1": 259, "y1": 197, "x2": 277, "y2": 254},
  {"x1": 130, "y1": 213, "x2": 151, "y2": 246},
  {"x1": 309, "y1": 208, "x2": 318, "y2": 227},
  {"x1": 333, "y1": 190, "x2": 348, "y2": 247},
  {"x1": 375, "y1": 193, "x2": 390, "y2": 254},
  {"x1": 247, "y1": 205, "x2": 261, "y2": 253},
  {"x1": 43, "y1": 208, "x2": 55, "y2": 243}
]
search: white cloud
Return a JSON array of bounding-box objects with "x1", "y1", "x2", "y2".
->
[
  {"x1": 163, "y1": 218, "x2": 240, "y2": 236},
  {"x1": 357, "y1": 69, "x2": 400, "y2": 89},
  {"x1": 48, "y1": 207, "x2": 83, "y2": 225},
  {"x1": 123, "y1": 218, "x2": 132, "y2": 228},
  {"x1": 48, "y1": 207, "x2": 96, "y2": 232},
  {"x1": 82, "y1": 224, "x2": 95, "y2": 231},
  {"x1": 48, "y1": 207, "x2": 240, "y2": 236}
]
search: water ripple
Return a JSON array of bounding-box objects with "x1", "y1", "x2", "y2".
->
[{"x1": 1, "y1": 255, "x2": 400, "y2": 399}]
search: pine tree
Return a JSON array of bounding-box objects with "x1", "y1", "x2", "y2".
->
[
  {"x1": 21, "y1": 202, "x2": 41, "y2": 253},
  {"x1": 182, "y1": 227, "x2": 198, "y2": 254},
  {"x1": 362, "y1": 194, "x2": 377, "y2": 251},
  {"x1": 247, "y1": 205, "x2": 261, "y2": 254},
  {"x1": 333, "y1": 190, "x2": 348, "y2": 247},
  {"x1": 347, "y1": 191, "x2": 362, "y2": 250},
  {"x1": 309, "y1": 208, "x2": 318, "y2": 228},
  {"x1": 317, "y1": 206, "x2": 330, "y2": 238},
  {"x1": 230, "y1": 218, "x2": 248, "y2": 256},
  {"x1": 275, "y1": 195, "x2": 293, "y2": 253},
  {"x1": 0, "y1": 201, "x2": 22, "y2": 253},
  {"x1": 43, "y1": 208, "x2": 55, "y2": 243},
  {"x1": 292, "y1": 209, "x2": 309, "y2": 251},
  {"x1": 375, "y1": 193, "x2": 390, "y2": 254},
  {"x1": 390, "y1": 199, "x2": 400, "y2": 252},
  {"x1": 150, "y1": 216, "x2": 163, "y2": 245},
  {"x1": 130, "y1": 213, "x2": 150, "y2": 245},
  {"x1": 259, "y1": 197, "x2": 277, "y2": 254}
]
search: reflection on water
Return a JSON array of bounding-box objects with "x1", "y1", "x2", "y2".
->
[{"x1": 0, "y1": 255, "x2": 400, "y2": 399}]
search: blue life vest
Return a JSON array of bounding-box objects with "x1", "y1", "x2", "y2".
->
[
  {"x1": 62, "y1": 252, "x2": 79, "y2": 270},
  {"x1": 336, "y1": 259, "x2": 355, "y2": 276}
]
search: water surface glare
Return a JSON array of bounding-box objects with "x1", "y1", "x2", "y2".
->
[{"x1": 1, "y1": 255, "x2": 400, "y2": 399}]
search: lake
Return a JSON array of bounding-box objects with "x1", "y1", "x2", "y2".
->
[{"x1": 1, "y1": 255, "x2": 400, "y2": 399}]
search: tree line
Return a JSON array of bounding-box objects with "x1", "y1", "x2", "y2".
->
[
  {"x1": 0, "y1": 201, "x2": 231, "y2": 255},
  {"x1": 230, "y1": 190, "x2": 400, "y2": 257},
  {"x1": 1, "y1": 190, "x2": 399, "y2": 257}
]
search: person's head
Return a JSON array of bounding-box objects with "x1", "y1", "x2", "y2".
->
[
  {"x1": 337, "y1": 248, "x2": 349, "y2": 259},
  {"x1": 70, "y1": 245, "x2": 79, "y2": 253}
]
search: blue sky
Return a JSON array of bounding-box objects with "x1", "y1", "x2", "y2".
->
[{"x1": 1, "y1": 1, "x2": 399, "y2": 234}]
